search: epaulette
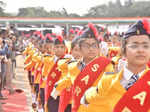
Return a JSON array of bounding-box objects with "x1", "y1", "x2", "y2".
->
[
  {"x1": 67, "y1": 60, "x2": 77, "y2": 64},
  {"x1": 44, "y1": 54, "x2": 51, "y2": 57},
  {"x1": 58, "y1": 58, "x2": 72, "y2": 64},
  {"x1": 60, "y1": 57, "x2": 71, "y2": 60},
  {"x1": 105, "y1": 72, "x2": 116, "y2": 75}
]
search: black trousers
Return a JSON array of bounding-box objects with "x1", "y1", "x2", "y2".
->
[
  {"x1": 40, "y1": 88, "x2": 45, "y2": 108},
  {"x1": 47, "y1": 96, "x2": 71, "y2": 112},
  {"x1": 47, "y1": 97, "x2": 59, "y2": 112},
  {"x1": 65, "y1": 104, "x2": 71, "y2": 112},
  {"x1": 34, "y1": 84, "x2": 39, "y2": 99},
  {"x1": 27, "y1": 71, "x2": 32, "y2": 86}
]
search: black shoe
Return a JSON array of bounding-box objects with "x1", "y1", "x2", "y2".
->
[
  {"x1": 15, "y1": 89, "x2": 23, "y2": 93},
  {"x1": 32, "y1": 103, "x2": 37, "y2": 109},
  {"x1": 0, "y1": 96, "x2": 7, "y2": 100},
  {"x1": 1, "y1": 102, "x2": 6, "y2": 104}
]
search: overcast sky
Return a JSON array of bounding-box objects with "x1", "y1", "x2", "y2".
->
[{"x1": 2, "y1": 0, "x2": 149, "y2": 15}]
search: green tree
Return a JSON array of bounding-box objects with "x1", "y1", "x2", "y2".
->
[
  {"x1": 69, "y1": 13, "x2": 80, "y2": 17},
  {"x1": 48, "y1": 10, "x2": 63, "y2": 17},
  {"x1": 17, "y1": 7, "x2": 80, "y2": 17},
  {"x1": 0, "y1": 1, "x2": 6, "y2": 16},
  {"x1": 17, "y1": 7, "x2": 49, "y2": 17},
  {"x1": 84, "y1": 0, "x2": 150, "y2": 17}
]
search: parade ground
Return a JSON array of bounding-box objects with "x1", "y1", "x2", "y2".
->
[{"x1": 1, "y1": 55, "x2": 32, "y2": 112}]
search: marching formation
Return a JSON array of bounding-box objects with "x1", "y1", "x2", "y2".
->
[{"x1": 23, "y1": 19, "x2": 150, "y2": 112}]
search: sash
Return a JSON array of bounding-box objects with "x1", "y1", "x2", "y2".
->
[
  {"x1": 44, "y1": 60, "x2": 61, "y2": 103},
  {"x1": 72, "y1": 56, "x2": 110, "y2": 112},
  {"x1": 58, "y1": 61, "x2": 77, "y2": 112},
  {"x1": 34, "y1": 63, "x2": 43, "y2": 83},
  {"x1": 31, "y1": 67, "x2": 35, "y2": 76},
  {"x1": 113, "y1": 70, "x2": 150, "y2": 112},
  {"x1": 59, "y1": 87, "x2": 72, "y2": 112},
  {"x1": 39, "y1": 64, "x2": 44, "y2": 86}
]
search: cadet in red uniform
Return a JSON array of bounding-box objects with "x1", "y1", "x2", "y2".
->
[
  {"x1": 45, "y1": 36, "x2": 67, "y2": 112},
  {"x1": 80, "y1": 19, "x2": 150, "y2": 112},
  {"x1": 70, "y1": 23, "x2": 114, "y2": 112}
]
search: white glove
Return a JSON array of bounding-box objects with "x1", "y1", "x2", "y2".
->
[
  {"x1": 80, "y1": 95, "x2": 88, "y2": 107},
  {"x1": 118, "y1": 59, "x2": 127, "y2": 71},
  {"x1": 100, "y1": 42, "x2": 108, "y2": 56},
  {"x1": 38, "y1": 108, "x2": 44, "y2": 112},
  {"x1": 51, "y1": 88, "x2": 60, "y2": 100}
]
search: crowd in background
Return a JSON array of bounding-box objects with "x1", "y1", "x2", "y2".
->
[{"x1": 0, "y1": 27, "x2": 23, "y2": 111}]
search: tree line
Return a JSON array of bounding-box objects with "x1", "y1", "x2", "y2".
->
[{"x1": 1, "y1": 0, "x2": 150, "y2": 18}]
